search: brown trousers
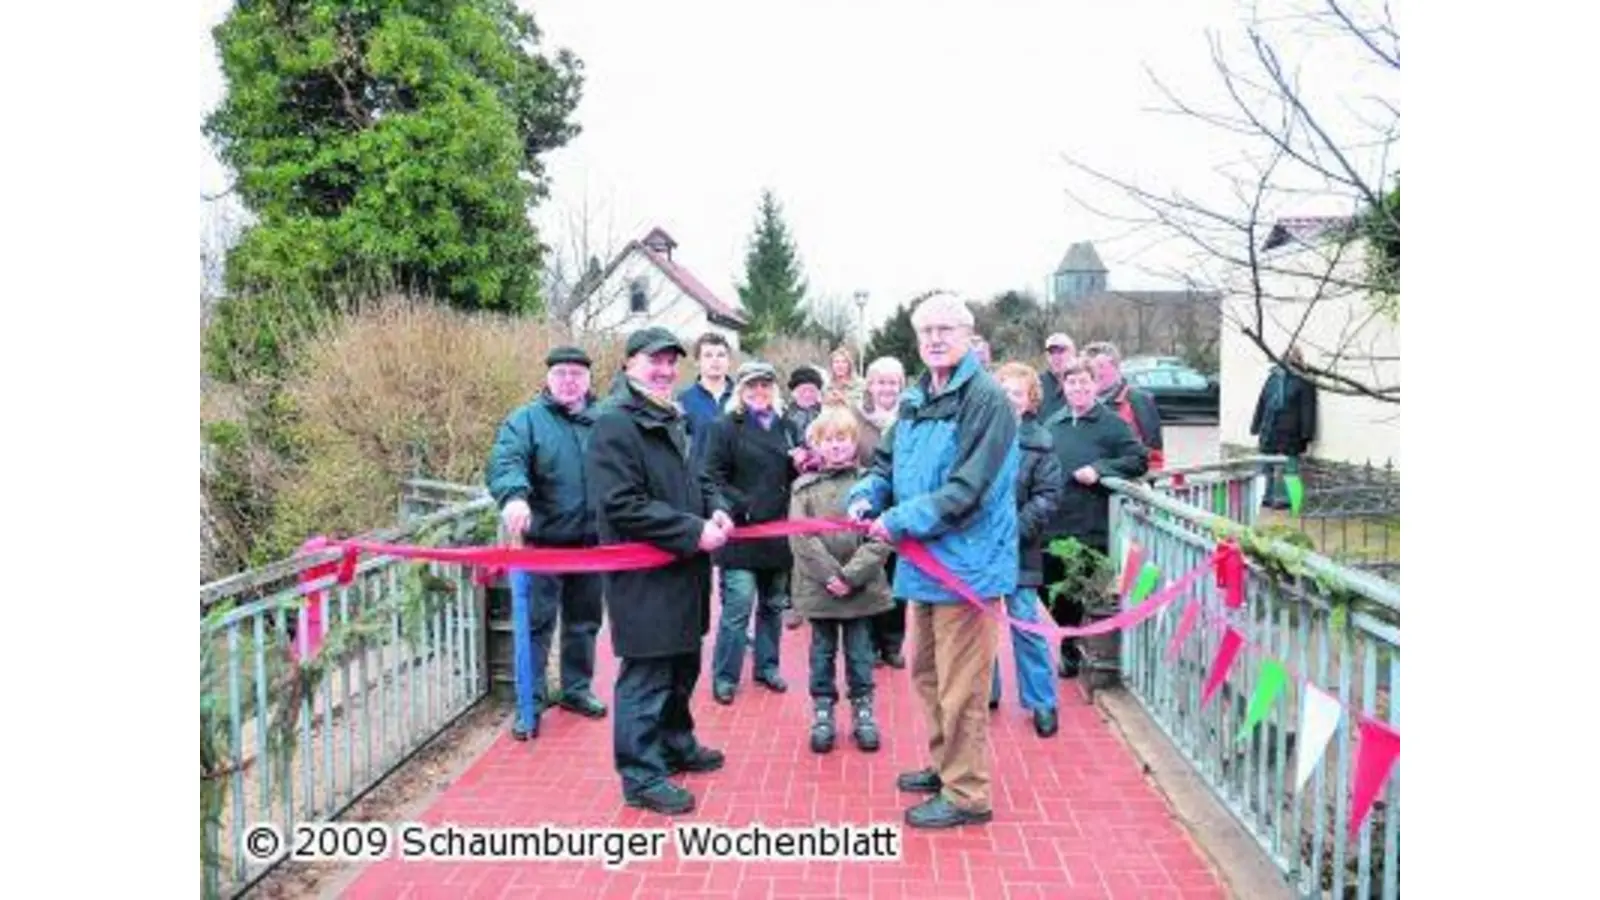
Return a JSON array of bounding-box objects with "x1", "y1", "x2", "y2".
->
[{"x1": 910, "y1": 600, "x2": 1000, "y2": 812}]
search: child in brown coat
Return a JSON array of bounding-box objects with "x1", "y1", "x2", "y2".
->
[{"x1": 788, "y1": 401, "x2": 895, "y2": 753}]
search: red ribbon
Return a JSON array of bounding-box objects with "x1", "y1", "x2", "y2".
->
[
  {"x1": 1214, "y1": 539, "x2": 1246, "y2": 609},
  {"x1": 318, "y1": 517, "x2": 1224, "y2": 641}
]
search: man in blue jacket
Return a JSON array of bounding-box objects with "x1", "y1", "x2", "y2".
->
[
  {"x1": 486, "y1": 346, "x2": 608, "y2": 740},
  {"x1": 676, "y1": 332, "x2": 734, "y2": 467},
  {"x1": 847, "y1": 293, "x2": 1019, "y2": 829}
]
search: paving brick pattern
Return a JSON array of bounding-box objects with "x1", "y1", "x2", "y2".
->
[{"x1": 342, "y1": 616, "x2": 1227, "y2": 899}]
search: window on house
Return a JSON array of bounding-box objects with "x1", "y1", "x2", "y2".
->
[{"x1": 629, "y1": 278, "x2": 648, "y2": 314}]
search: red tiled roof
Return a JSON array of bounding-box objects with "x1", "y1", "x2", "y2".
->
[{"x1": 636, "y1": 242, "x2": 749, "y2": 326}]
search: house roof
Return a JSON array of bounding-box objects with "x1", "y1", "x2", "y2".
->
[
  {"x1": 636, "y1": 241, "x2": 749, "y2": 327},
  {"x1": 1054, "y1": 241, "x2": 1108, "y2": 275},
  {"x1": 579, "y1": 226, "x2": 748, "y2": 328},
  {"x1": 1261, "y1": 216, "x2": 1358, "y2": 251}
]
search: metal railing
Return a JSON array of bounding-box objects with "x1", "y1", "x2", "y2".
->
[
  {"x1": 199, "y1": 492, "x2": 495, "y2": 899},
  {"x1": 1106, "y1": 477, "x2": 1400, "y2": 899},
  {"x1": 1144, "y1": 457, "x2": 1279, "y2": 528}
]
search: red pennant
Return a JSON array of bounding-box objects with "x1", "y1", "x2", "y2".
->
[
  {"x1": 1349, "y1": 715, "x2": 1401, "y2": 837},
  {"x1": 1227, "y1": 479, "x2": 1242, "y2": 517},
  {"x1": 1201, "y1": 627, "x2": 1244, "y2": 707},
  {"x1": 1166, "y1": 600, "x2": 1201, "y2": 661},
  {"x1": 1214, "y1": 540, "x2": 1245, "y2": 609},
  {"x1": 472, "y1": 566, "x2": 503, "y2": 587},
  {"x1": 1170, "y1": 473, "x2": 1186, "y2": 487},
  {"x1": 1119, "y1": 542, "x2": 1146, "y2": 597}
]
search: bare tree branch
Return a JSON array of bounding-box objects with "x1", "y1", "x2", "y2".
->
[{"x1": 1060, "y1": 0, "x2": 1398, "y2": 403}]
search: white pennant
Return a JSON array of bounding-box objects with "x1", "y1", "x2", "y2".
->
[
  {"x1": 1252, "y1": 472, "x2": 1268, "y2": 520},
  {"x1": 1294, "y1": 684, "x2": 1344, "y2": 791}
]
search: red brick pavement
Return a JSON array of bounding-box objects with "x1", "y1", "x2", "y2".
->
[{"x1": 341, "y1": 617, "x2": 1227, "y2": 899}]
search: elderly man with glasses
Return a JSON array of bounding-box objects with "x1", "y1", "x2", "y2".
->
[{"x1": 847, "y1": 293, "x2": 1019, "y2": 829}]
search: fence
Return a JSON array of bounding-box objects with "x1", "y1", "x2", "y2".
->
[
  {"x1": 199, "y1": 493, "x2": 495, "y2": 899},
  {"x1": 1212, "y1": 453, "x2": 1401, "y2": 583},
  {"x1": 1105, "y1": 476, "x2": 1400, "y2": 899}
]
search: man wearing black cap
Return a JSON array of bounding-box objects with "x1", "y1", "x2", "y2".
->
[
  {"x1": 784, "y1": 365, "x2": 826, "y2": 436},
  {"x1": 486, "y1": 345, "x2": 608, "y2": 742},
  {"x1": 586, "y1": 326, "x2": 735, "y2": 814}
]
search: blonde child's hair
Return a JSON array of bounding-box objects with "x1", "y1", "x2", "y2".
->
[{"x1": 806, "y1": 397, "x2": 861, "y2": 447}]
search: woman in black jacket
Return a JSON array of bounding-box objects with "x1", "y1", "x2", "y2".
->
[
  {"x1": 1042, "y1": 359, "x2": 1150, "y2": 676},
  {"x1": 1250, "y1": 346, "x2": 1318, "y2": 509},
  {"x1": 987, "y1": 363, "x2": 1065, "y2": 737},
  {"x1": 704, "y1": 361, "x2": 812, "y2": 704}
]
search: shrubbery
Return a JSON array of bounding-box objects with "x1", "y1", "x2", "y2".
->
[{"x1": 201, "y1": 297, "x2": 625, "y2": 576}]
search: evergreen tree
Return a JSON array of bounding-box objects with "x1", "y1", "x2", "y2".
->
[
  {"x1": 863, "y1": 302, "x2": 920, "y2": 380},
  {"x1": 735, "y1": 190, "x2": 809, "y2": 352},
  {"x1": 204, "y1": 0, "x2": 583, "y2": 316}
]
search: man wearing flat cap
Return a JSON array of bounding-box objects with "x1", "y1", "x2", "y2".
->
[
  {"x1": 586, "y1": 326, "x2": 736, "y2": 814},
  {"x1": 486, "y1": 345, "x2": 608, "y2": 742}
]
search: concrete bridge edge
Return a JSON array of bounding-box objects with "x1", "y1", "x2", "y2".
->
[{"x1": 1091, "y1": 686, "x2": 1294, "y2": 900}]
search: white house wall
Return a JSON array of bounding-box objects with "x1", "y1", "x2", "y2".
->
[
  {"x1": 569, "y1": 249, "x2": 741, "y2": 352},
  {"x1": 1219, "y1": 244, "x2": 1400, "y2": 469}
]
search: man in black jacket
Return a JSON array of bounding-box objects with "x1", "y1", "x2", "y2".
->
[
  {"x1": 585, "y1": 327, "x2": 736, "y2": 815},
  {"x1": 1042, "y1": 359, "x2": 1150, "y2": 677},
  {"x1": 485, "y1": 346, "x2": 607, "y2": 741}
]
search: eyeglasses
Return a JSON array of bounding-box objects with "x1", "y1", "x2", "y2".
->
[
  {"x1": 1046, "y1": 346, "x2": 1071, "y2": 355},
  {"x1": 915, "y1": 324, "x2": 966, "y2": 340}
]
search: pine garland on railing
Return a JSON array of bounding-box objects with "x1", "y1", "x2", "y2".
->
[{"x1": 199, "y1": 509, "x2": 492, "y2": 897}]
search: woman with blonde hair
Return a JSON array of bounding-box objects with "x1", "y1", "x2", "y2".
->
[
  {"x1": 827, "y1": 346, "x2": 866, "y2": 411},
  {"x1": 704, "y1": 361, "x2": 811, "y2": 704}
]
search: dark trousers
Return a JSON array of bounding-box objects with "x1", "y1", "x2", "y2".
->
[
  {"x1": 1260, "y1": 455, "x2": 1301, "y2": 509},
  {"x1": 613, "y1": 651, "x2": 703, "y2": 796},
  {"x1": 711, "y1": 568, "x2": 788, "y2": 686},
  {"x1": 510, "y1": 570, "x2": 603, "y2": 732},
  {"x1": 868, "y1": 554, "x2": 905, "y2": 657},
  {"x1": 1042, "y1": 537, "x2": 1108, "y2": 667},
  {"x1": 809, "y1": 617, "x2": 877, "y2": 701}
]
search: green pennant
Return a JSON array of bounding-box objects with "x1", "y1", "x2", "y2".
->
[
  {"x1": 1285, "y1": 475, "x2": 1305, "y2": 515},
  {"x1": 1213, "y1": 482, "x2": 1227, "y2": 515},
  {"x1": 1236, "y1": 658, "x2": 1289, "y2": 741},
  {"x1": 1129, "y1": 563, "x2": 1161, "y2": 606}
]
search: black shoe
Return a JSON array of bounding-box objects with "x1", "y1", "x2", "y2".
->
[
  {"x1": 624, "y1": 782, "x2": 695, "y2": 815},
  {"x1": 667, "y1": 746, "x2": 726, "y2": 774},
  {"x1": 511, "y1": 719, "x2": 538, "y2": 741},
  {"x1": 754, "y1": 672, "x2": 788, "y2": 693},
  {"x1": 905, "y1": 795, "x2": 993, "y2": 829},
  {"x1": 558, "y1": 692, "x2": 608, "y2": 719},
  {"x1": 882, "y1": 651, "x2": 905, "y2": 669},
  {"x1": 988, "y1": 696, "x2": 999, "y2": 711},
  {"x1": 1033, "y1": 708, "x2": 1059, "y2": 738},
  {"x1": 896, "y1": 768, "x2": 942, "y2": 794},
  {"x1": 1058, "y1": 647, "x2": 1080, "y2": 679},
  {"x1": 712, "y1": 681, "x2": 735, "y2": 705}
]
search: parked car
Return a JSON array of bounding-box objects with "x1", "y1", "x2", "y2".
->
[
  {"x1": 1125, "y1": 363, "x2": 1219, "y2": 423},
  {"x1": 1122, "y1": 355, "x2": 1186, "y2": 373}
]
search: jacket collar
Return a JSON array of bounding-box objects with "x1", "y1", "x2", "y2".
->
[{"x1": 904, "y1": 349, "x2": 983, "y2": 414}]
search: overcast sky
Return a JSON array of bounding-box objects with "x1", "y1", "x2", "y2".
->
[{"x1": 198, "y1": 0, "x2": 1397, "y2": 329}]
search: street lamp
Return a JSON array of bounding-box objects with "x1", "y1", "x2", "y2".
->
[{"x1": 853, "y1": 289, "x2": 869, "y2": 373}]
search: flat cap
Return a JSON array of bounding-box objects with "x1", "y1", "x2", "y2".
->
[
  {"x1": 734, "y1": 361, "x2": 778, "y2": 389},
  {"x1": 788, "y1": 365, "x2": 824, "y2": 390},
  {"x1": 545, "y1": 345, "x2": 592, "y2": 368},
  {"x1": 625, "y1": 326, "x2": 686, "y2": 358}
]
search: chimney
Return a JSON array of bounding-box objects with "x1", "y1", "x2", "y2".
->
[{"x1": 641, "y1": 227, "x2": 677, "y2": 261}]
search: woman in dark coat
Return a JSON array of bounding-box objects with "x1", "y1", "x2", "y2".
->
[
  {"x1": 704, "y1": 361, "x2": 811, "y2": 704},
  {"x1": 586, "y1": 326, "x2": 734, "y2": 816},
  {"x1": 1249, "y1": 346, "x2": 1319, "y2": 509}
]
